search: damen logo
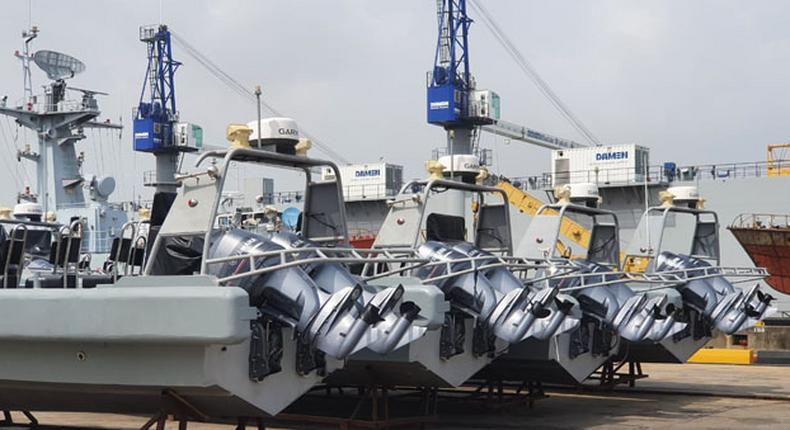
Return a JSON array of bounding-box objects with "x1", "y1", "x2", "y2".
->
[
  {"x1": 595, "y1": 151, "x2": 628, "y2": 161},
  {"x1": 355, "y1": 169, "x2": 381, "y2": 177}
]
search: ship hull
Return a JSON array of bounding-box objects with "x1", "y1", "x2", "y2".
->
[{"x1": 729, "y1": 226, "x2": 790, "y2": 294}]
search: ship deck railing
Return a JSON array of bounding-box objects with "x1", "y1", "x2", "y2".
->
[
  {"x1": 10, "y1": 96, "x2": 96, "y2": 115},
  {"x1": 509, "y1": 159, "x2": 790, "y2": 192},
  {"x1": 730, "y1": 213, "x2": 790, "y2": 229},
  {"x1": 342, "y1": 183, "x2": 399, "y2": 202}
]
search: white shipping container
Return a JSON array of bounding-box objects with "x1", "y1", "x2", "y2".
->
[
  {"x1": 322, "y1": 162, "x2": 403, "y2": 201},
  {"x1": 175, "y1": 122, "x2": 203, "y2": 150},
  {"x1": 551, "y1": 144, "x2": 649, "y2": 186}
]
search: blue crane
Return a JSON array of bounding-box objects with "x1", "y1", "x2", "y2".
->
[
  {"x1": 427, "y1": 0, "x2": 473, "y2": 127},
  {"x1": 133, "y1": 24, "x2": 202, "y2": 198},
  {"x1": 132, "y1": 24, "x2": 202, "y2": 240},
  {"x1": 427, "y1": 0, "x2": 498, "y2": 160},
  {"x1": 134, "y1": 24, "x2": 181, "y2": 153},
  {"x1": 426, "y1": 0, "x2": 587, "y2": 167}
]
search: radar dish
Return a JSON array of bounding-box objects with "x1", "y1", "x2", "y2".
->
[{"x1": 33, "y1": 50, "x2": 86, "y2": 80}]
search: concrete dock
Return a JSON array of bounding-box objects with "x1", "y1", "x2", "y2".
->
[{"x1": 2, "y1": 363, "x2": 789, "y2": 429}]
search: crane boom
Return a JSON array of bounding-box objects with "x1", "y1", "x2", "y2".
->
[{"x1": 482, "y1": 119, "x2": 587, "y2": 150}]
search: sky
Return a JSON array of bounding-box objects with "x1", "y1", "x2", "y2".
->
[{"x1": 1, "y1": 0, "x2": 789, "y2": 204}]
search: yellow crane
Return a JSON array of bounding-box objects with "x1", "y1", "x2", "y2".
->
[
  {"x1": 497, "y1": 180, "x2": 590, "y2": 258},
  {"x1": 767, "y1": 143, "x2": 790, "y2": 177},
  {"x1": 497, "y1": 180, "x2": 651, "y2": 271}
]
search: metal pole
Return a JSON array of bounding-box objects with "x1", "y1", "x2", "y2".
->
[
  {"x1": 644, "y1": 157, "x2": 650, "y2": 251},
  {"x1": 448, "y1": 129, "x2": 455, "y2": 181},
  {"x1": 254, "y1": 85, "x2": 262, "y2": 148}
]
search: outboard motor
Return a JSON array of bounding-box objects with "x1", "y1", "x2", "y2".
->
[
  {"x1": 268, "y1": 232, "x2": 427, "y2": 354},
  {"x1": 414, "y1": 240, "x2": 580, "y2": 356},
  {"x1": 621, "y1": 192, "x2": 777, "y2": 363},
  {"x1": 414, "y1": 241, "x2": 501, "y2": 356},
  {"x1": 656, "y1": 251, "x2": 775, "y2": 334},
  {"x1": 449, "y1": 242, "x2": 580, "y2": 341},
  {"x1": 555, "y1": 259, "x2": 686, "y2": 343},
  {"x1": 207, "y1": 229, "x2": 378, "y2": 360},
  {"x1": 415, "y1": 241, "x2": 499, "y2": 320}
]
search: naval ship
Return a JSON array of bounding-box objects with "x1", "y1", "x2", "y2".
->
[{"x1": 0, "y1": 25, "x2": 131, "y2": 262}]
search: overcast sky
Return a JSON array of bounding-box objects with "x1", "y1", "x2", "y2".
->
[{"x1": 1, "y1": 0, "x2": 789, "y2": 204}]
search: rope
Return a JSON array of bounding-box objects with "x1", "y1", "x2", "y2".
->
[
  {"x1": 169, "y1": 31, "x2": 350, "y2": 164},
  {"x1": 2, "y1": 116, "x2": 32, "y2": 185},
  {"x1": 0, "y1": 119, "x2": 22, "y2": 190},
  {"x1": 468, "y1": 0, "x2": 600, "y2": 147}
]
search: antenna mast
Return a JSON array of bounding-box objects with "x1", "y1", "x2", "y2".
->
[{"x1": 15, "y1": 26, "x2": 39, "y2": 104}]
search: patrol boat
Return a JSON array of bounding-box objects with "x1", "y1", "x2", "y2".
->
[
  {"x1": 622, "y1": 188, "x2": 777, "y2": 363},
  {"x1": 327, "y1": 164, "x2": 584, "y2": 388},
  {"x1": 0, "y1": 121, "x2": 439, "y2": 418},
  {"x1": 480, "y1": 189, "x2": 686, "y2": 384}
]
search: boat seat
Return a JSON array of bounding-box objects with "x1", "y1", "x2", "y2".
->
[
  {"x1": 148, "y1": 234, "x2": 204, "y2": 276},
  {"x1": 49, "y1": 236, "x2": 82, "y2": 268},
  {"x1": 0, "y1": 233, "x2": 24, "y2": 288},
  {"x1": 109, "y1": 237, "x2": 145, "y2": 266},
  {"x1": 24, "y1": 273, "x2": 115, "y2": 289},
  {"x1": 426, "y1": 213, "x2": 466, "y2": 242}
]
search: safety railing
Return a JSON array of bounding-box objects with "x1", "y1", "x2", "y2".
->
[
  {"x1": 203, "y1": 236, "x2": 769, "y2": 295},
  {"x1": 203, "y1": 247, "x2": 431, "y2": 285},
  {"x1": 12, "y1": 95, "x2": 97, "y2": 115},
  {"x1": 730, "y1": 213, "x2": 790, "y2": 229},
  {"x1": 342, "y1": 183, "x2": 397, "y2": 201},
  {"x1": 203, "y1": 244, "x2": 588, "y2": 291},
  {"x1": 555, "y1": 265, "x2": 769, "y2": 294},
  {"x1": 510, "y1": 159, "x2": 790, "y2": 191}
]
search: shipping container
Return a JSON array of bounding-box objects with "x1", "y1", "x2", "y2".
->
[
  {"x1": 322, "y1": 162, "x2": 403, "y2": 201},
  {"x1": 551, "y1": 144, "x2": 650, "y2": 186}
]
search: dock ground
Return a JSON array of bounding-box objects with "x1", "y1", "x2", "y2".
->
[{"x1": 2, "y1": 363, "x2": 789, "y2": 429}]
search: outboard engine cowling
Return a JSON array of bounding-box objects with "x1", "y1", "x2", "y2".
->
[
  {"x1": 449, "y1": 242, "x2": 580, "y2": 342},
  {"x1": 555, "y1": 260, "x2": 686, "y2": 343},
  {"x1": 267, "y1": 232, "x2": 427, "y2": 354},
  {"x1": 207, "y1": 229, "x2": 376, "y2": 359},
  {"x1": 414, "y1": 241, "x2": 506, "y2": 355},
  {"x1": 656, "y1": 251, "x2": 776, "y2": 334},
  {"x1": 415, "y1": 241, "x2": 499, "y2": 320}
]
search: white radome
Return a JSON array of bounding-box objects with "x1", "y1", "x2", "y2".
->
[
  {"x1": 246, "y1": 117, "x2": 300, "y2": 142},
  {"x1": 437, "y1": 154, "x2": 480, "y2": 175},
  {"x1": 13, "y1": 202, "x2": 43, "y2": 218},
  {"x1": 568, "y1": 182, "x2": 600, "y2": 200},
  {"x1": 668, "y1": 185, "x2": 700, "y2": 203}
]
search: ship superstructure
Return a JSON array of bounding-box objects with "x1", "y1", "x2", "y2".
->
[{"x1": 0, "y1": 26, "x2": 127, "y2": 256}]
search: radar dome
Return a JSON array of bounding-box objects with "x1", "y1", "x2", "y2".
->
[
  {"x1": 246, "y1": 117, "x2": 300, "y2": 154},
  {"x1": 33, "y1": 50, "x2": 86, "y2": 80},
  {"x1": 13, "y1": 202, "x2": 43, "y2": 222}
]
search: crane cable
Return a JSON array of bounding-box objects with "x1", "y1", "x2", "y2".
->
[
  {"x1": 169, "y1": 31, "x2": 351, "y2": 164},
  {"x1": 0, "y1": 120, "x2": 22, "y2": 190},
  {"x1": 468, "y1": 0, "x2": 601, "y2": 147},
  {"x1": 2, "y1": 116, "x2": 32, "y2": 185}
]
